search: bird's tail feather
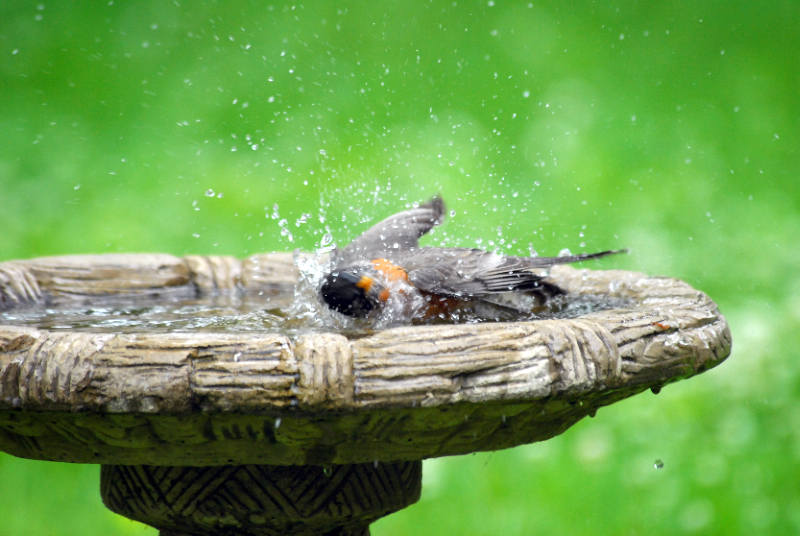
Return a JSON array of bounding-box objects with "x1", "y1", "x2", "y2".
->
[{"x1": 525, "y1": 248, "x2": 628, "y2": 268}]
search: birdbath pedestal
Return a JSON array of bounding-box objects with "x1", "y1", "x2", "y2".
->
[{"x1": 0, "y1": 253, "x2": 731, "y2": 535}]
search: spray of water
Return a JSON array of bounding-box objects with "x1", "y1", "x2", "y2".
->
[{"x1": 287, "y1": 247, "x2": 341, "y2": 329}]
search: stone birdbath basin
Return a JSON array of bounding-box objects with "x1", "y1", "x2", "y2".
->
[{"x1": 0, "y1": 252, "x2": 731, "y2": 535}]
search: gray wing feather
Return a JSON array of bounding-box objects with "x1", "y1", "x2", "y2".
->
[
  {"x1": 337, "y1": 196, "x2": 445, "y2": 265},
  {"x1": 405, "y1": 248, "x2": 626, "y2": 297}
]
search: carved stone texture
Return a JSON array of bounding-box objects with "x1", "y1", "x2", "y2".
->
[
  {"x1": 0, "y1": 253, "x2": 298, "y2": 310},
  {"x1": 0, "y1": 253, "x2": 732, "y2": 466},
  {"x1": 101, "y1": 461, "x2": 421, "y2": 536}
]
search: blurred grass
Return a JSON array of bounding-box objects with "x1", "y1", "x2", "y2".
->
[{"x1": 1, "y1": 1, "x2": 798, "y2": 534}]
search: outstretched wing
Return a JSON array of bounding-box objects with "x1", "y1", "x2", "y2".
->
[
  {"x1": 405, "y1": 248, "x2": 626, "y2": 298},
  {"x1": 336, "y1": 196, "x2": 446, "y2": 266}
]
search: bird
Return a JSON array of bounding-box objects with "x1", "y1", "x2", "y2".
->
[{"x1": 318, "y1": 196, "x2": 625, "y2": 320}]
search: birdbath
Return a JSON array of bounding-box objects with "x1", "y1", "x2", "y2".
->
[{"x1": 0, "y1": 252, "x2": 731, "y2": 535}]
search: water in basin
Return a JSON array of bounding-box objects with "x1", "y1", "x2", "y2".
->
[{"x1": 0, "y1": 290, "x2": 629, "y2": 336}]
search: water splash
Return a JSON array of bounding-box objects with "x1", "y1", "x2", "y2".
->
[{"x1": 287, "y1": 247, "x2": 339, "y2": 328}]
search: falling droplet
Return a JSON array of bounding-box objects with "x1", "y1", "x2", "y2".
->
[
  {"x1": 654, "y1": 459, "x2": 664, "y2": 469},
  {"x1": 323, "y1": 465, "x2": 333, "y2": 477},
  {"x1": 205, "y1": 189, "x2": 215, "y2": 197},
  {"x1": 274, "y1": 417, "x2": 281, "y2": 429},
  {"x1": 321, "y1": 233, "x2": 333, "y2": 246}
]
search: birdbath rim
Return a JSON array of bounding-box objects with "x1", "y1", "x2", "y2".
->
[{"x1": 0, "y1": 252, "x2": 731, "y2": 467}]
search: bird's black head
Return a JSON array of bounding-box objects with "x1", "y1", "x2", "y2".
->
[{"x1": 319, "y1": 268, "x2": 385, "y2": 318}]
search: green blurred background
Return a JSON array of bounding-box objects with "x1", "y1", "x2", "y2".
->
[{"x1": 1, "y1": 1, "x2": 797, "y2": 534}]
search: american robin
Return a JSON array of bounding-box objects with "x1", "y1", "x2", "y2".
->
[{"x1": 319, "y1": 196, "x2": 625, "y2": 320}]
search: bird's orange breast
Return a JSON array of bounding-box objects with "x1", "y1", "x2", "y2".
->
[
  {"x1": 370, "y1": 258, "x2": 409, "y2": 302},
  {"x1": 370, "y1": 258, "x2": 409, "y2": 282},
  {"x1": 369, "y1": 258, "x2": 467, "y2": 317}
]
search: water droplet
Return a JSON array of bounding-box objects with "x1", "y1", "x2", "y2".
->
[
  {"x1": 274, "y1": 417, "x2": 281, "y2": 429},
  {"x1": 323, "y1": 465, "x2": 333, "y2": 476},
  {"x1": 654, "y1": 459, "x2": 664, "y2": 469},
  {"x1": 217, "y1": 192, "x2": 224, "y2": 198},
  {"x1": 205, "y1": 189, "x2": 215, "y2": 197},
  {"x1": 321, "y1": 233, "x2": 333, "y2": 246}
]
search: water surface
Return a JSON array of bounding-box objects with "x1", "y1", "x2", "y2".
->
[{"x1": 0, "y1": 291, "x2": 630, "y2": 337}]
